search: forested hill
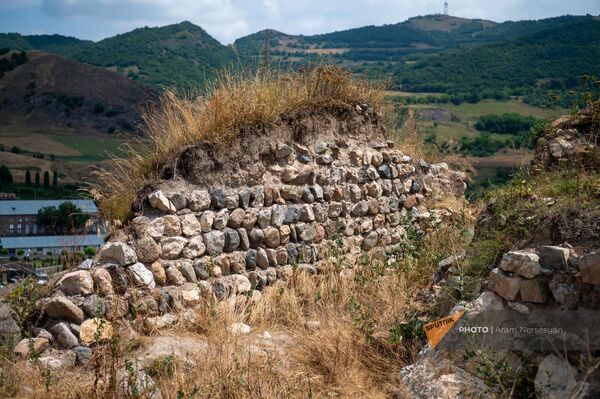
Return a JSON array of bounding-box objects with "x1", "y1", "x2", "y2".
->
[
  {"x1": 393, "y1": 16, "x2": 600, "y2": 105},
  {"x1": 0, "y1": 22, "x2": 235, "y2": 87},
  {"x1": 1, "y1": 15, "x2": 599, "y2": 100}
]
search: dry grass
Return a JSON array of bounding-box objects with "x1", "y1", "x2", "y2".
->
[
  {"x1": 90, "y1": 65, "x2": 386, "y2": 223},
  {"x1": 0, "y1": 219, "x2": 473, "y2": 399}
]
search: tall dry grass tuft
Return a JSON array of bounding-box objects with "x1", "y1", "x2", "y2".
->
[{"x1": 90, "y1": 65, "x2": 386, "y2": 223}]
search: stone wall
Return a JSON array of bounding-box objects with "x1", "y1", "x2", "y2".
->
[
  {"x1": 100, "y1": 137, "x2": 466, "y2": 300},
  {"x1": 8, "y1": 111, "x2": 468, "y2": 358}
]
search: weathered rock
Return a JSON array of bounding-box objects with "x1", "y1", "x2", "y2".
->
[
  {"x1": 165, "y1": 265, "x2": 187, "y2": 286},
  {"x1": 578, "y1": 251, "x2": 600, "y2": 284},
  {"x1": 203, "y1": 230, "x2": 226, "y2": 255},
  {"x1": 403, "y1": 195, "x2": 417, "y2": 209},
  {"x1": 549, "y1": 273, "x2": 580, "y2": 309},
  {"x1": 211, "y1": 189, "x2": 227, "y2": 209},
  {"x1": 182, "y1": 235, "x2": 206, "y2": 259},
  {"x1": 180, "y1": 213, "x2": 202, "y2": 237},
  {"x1": 55, "y1": 270, "x2": 94, "y2": 296},
  {"x1": 82, "y1": 294, "x2": 106, "y2": 318},
  {"x1": 52, "y1": 322, "x2": 79, "y2": 348},
  {"x1": 104, "y1": 295, "x2": 129, "y2": 321},
  {"x1": 298, "y1": 204, "x2": 315, "y2": 222},
  {"x1": 534, "y1": 354, "x2": 581, "y2": 399},
  {"x1": 539, "y1": 246, "x2": 570, "y2": 270},
  {"x1": 228, "y1": 208, "x2": 245, "y2": 228},
  {"x1": 45, "y1": 296, "x2": 84, "y2": 324},
  {"x1": 276, "y1": 143, "x2": 293, "y2": 158},
  {"x1": 145, "y1": 314, "x2": 177, "y2": 331},
  {"x1": 199, "y1": 211, "x2": 215, "y2": 232},
  {"x1": 245, "y1": 249, "x2": 257, "y2": 270},
  {"x1": 178, "y1": 261, "x2": 197, "y2": 282},
  {"x1": 14, "y1": 337, "x2": 49, "y2": 357},
  {"x1": 223, "y1": 228, "x2": 240, "y2": 252},
  {"x1": 150, "y1": 261, "x2": 167, "y2": 285},
  {"x1": 351, "y1": 200, "x2": 368, "y2": 217},
  {"x1": 148, "y1": 191, "x2": 176, "y2": 213},
  {"x1": 519, "y1": 277, "x2": 548, "y2": 303},
  {"x1": 97, "y1": 242, "x2": 137, "y2": 266},
  {"x1": 79, "y1": 318, "x2": 114, "y2": 346},
  {"x1": 189, "y1": 189, "x2": 211, "y2": 211},
  {"x1": 213, "y1": 209, "x2": 230, "y2": 230},
  {"x1": 238, "y1": 188, "x2": 252, "y2": 209},
  {"x1": 92, "y1": 267, "x2": 114, "y2": 296},
  {"x1": 230, "y1": 323, "x2": 251, "y2": 335},
  {"x1": 39, "y1": 348, "x2": 77, "y2": 369},
  {"x1": 487, "y1": 268, "x2": 521, "y2": 301},
  {"x1": 73, "y1": 346, "x2": 93, "y2": 364},
  {"x1": 213, "y1": 275, "x2": 252, "y2": 299},
  {"x1": 362, "y1": 231, "x2": 378, "y2": 250},
  {"x1": 257, "y1": 248, "x2": 269, "y2": 269},
  {"x1": 249, "y1": 228, "x2": 265, "y2": 247},
  {"x1": 229, "y1": 252, "x2": 246, "y2": 274},
  {"x1": 500, "y1": 250, "x2": 541, "y2": 279},
  {"x1": 160, "y1": 236, "x2": 187, "y2": 259},
  {"x1": 135, "y1": 235, "x2": 161, "y2": 263},
  {"x1": 0, "y1": 303, "x2": 21, "y2": 347},
  {"x1": 264, "y1": 227, "x2": 281, "y2": 248},
  {"x1": 163, "y1": 214, "x2": 182, "y2": 236},
  {"x1": 145, "y1": 217, "x2": 165, "y2": 240},
  {"x1": 128, "y1": 262, "x2": 156, "y2": 288}
]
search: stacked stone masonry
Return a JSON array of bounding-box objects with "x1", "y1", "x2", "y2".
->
[
  {"x1": 12, "y1": 138, "x2": 467, "y2": 355},
  {"x1": 113, "y1": 139, "x2": 466, "y2": 297}
]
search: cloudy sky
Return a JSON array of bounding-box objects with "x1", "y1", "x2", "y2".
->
[{"x1": 1, "y1": 0, "x2": 599, "y2": 44}]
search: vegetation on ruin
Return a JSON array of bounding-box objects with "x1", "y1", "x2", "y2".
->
[{"x1": 90, "y1": 65, "x2": 387, "y2": 223}]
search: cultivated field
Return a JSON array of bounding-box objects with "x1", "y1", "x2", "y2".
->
[{"x1": 0, "y1": 124, "x2": 123, "y2": 184}]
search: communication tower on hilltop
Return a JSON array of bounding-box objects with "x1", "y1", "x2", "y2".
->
[{"x1": 444, "y1": 1, "x2": 448, "y2": 15}]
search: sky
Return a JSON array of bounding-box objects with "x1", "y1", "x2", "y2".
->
[{"x1": 0, "y1": 0, "x2": 599, "y2": 44}]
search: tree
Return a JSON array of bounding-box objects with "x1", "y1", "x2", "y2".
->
[
  {"x1": 43, "y1": 171, "x2": 50, "y2": 189},
  {"x1": 0, "y1": 165, "x2": 12, "y2": 185},
  {"x1": 37, "y1": 202, "x2": 89, "y2": 234},
  {"x1": 35, "y1": 172, "x2": 40, "y2": 186},
  {"x1": 25, "y1": 170, "x2": 31, "y2": 185},
  {"x1": 37, "y1": 206, "x2": 60, "y2": 233},
  {"x1": 58, "y1": 202, "x2": 89, "y2": 231},
  {"x1": 52, "y1": 170, "x2": 58, "y2": 186}
]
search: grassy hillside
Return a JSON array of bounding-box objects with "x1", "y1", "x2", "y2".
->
[
  {"x1": 0, "y1": 51, "x2": 153, "y2": 132},
  {"x1": 0, "y1": 22, "x2": 235, "y2": 87}
]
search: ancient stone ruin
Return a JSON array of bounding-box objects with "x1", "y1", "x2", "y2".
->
[{"x1": 5, "y1": 106, "x2": 468, "y2": 365}]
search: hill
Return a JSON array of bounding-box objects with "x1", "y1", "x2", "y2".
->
[
  {"x1": 0, "y1": 33, "x2": 90, "y2": 55},
  {"x1": 0, "y1": 21, "x2": 235, "y2": 87},
  {"x1": 233, "y1": 15, "x2": 499, "y2": 63},
  {"x1": 0, "y1": 50, "x2": 153, "y2": 132},
  {"x1": 0, "y1": 50, "x2": 154, "y2": 190},
  {"x1": 234, "y1": 15, "x2": 600, "y2": 105},
  {"x1": 394, "y1": 16, "x2": 600, "y2": 105}
]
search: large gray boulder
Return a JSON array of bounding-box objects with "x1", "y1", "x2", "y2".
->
[
  {"x1": 45, "y1": 296, "x2": 84, "y2": 324},
  {"x1": 127, "y1": 262, "x2": 156, "y2": 289},
  {"x1": 0, "y1": 303, "x2": 21, "y2": 348},
  {"x1": 55, "y1": 270, "x2": 94, "y2": 296},
  {"x1": 579, "y1": 251, "x2": 600, "y2": 284},
  {"x1": 97, "y1": 242, "x2": 137, "y2": 266}
]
